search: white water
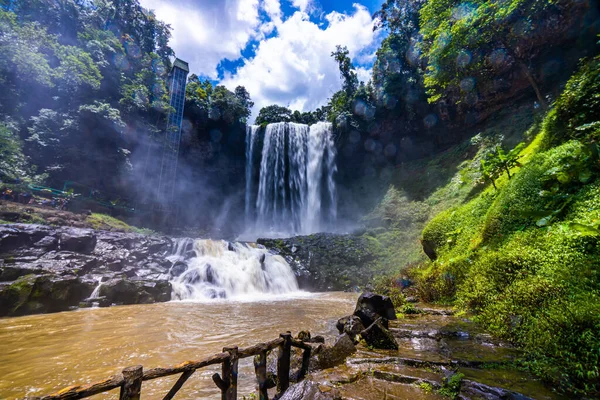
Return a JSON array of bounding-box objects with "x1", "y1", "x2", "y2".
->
[
  {"x1": 89, "y1": 277, "x2": 104, "y2": 299},
  {"x1": 244, "y1": 121, "x2": 337, "y2": 238},
  {"x1": 169, "y1": 238, "x2": 300, "y2": 301}
]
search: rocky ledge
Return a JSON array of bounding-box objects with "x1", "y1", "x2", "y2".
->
[
  {"x1": 258, "y1": 233, "x2": 375, "y2": 291},
  {"x1": 0, "y1": 224, "x2": 175, "y2": 317}
]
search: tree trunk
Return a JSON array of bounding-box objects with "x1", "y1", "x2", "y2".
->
[{"x1": 519, "y1": 61, "x2": 547, "y2": 109}]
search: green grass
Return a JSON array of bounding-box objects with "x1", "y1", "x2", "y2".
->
[
  {"x1": 85, "y1": 213, "x2": 155, "y2": 235},
  {"x1": 368, "y1": 56, "x2": 600, "y2": 395}
]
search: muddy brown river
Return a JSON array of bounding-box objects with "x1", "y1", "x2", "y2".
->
[{"x1": 0, "y1": 292, "x2": 358, "y2": 399}]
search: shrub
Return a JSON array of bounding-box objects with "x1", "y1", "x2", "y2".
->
[
  {"x1": 543, "y1": 55, "x2": 600, "y2": 148},
  {"x1": 419, "y1": 138, "x2": 600, "y2": 394}
]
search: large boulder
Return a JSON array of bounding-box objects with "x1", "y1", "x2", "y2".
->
[
  {"x1": 353, "y1": 292, "x2": 397, "y2": 328},
  {"x1": 99, "y1": 277, "x2": 171, "y2": 305},
  {"x1": 360, "y1": 318, "x2": 399, "y2": 350},
  {"x1": 0, "y1": 224, "x2": 56, "y2": 257},
  {"x1": 311, "y1": 333, "x2": 356, "y2": 370},
  {"x1": 0, "y1": 274, "x2": 93, "y2": 317}
]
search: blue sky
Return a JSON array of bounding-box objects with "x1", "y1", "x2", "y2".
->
[{"x1": 139, "y1": 0, "x2": 386, "y2": 120}]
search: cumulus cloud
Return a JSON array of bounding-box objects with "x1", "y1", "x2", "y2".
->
[
  {"x1": 291, "y1": 0, "x2": 313, "y2": 12},
  {"x1": 222, "y1": 4, "x2": 382, "y2": 121},
  {"x1": 140, "y1": 0, "x2": 382, "y2": 122},
  {"x1": 139, "y1": 0, "x2": 262, "y2": 78}
]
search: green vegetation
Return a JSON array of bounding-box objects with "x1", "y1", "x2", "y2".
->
[
  {"x1": 86, "y1": 213, "x2": 154, "y2": 234},
  {"x1": 0, "y1": 1, "x2": 253, "y2": 205},
  {"x1": 370, "y1": 56, "x2": 600, "y2": 395},
  {"x1": 438, "y1": 372, "x2": 464, "y2": 399}
]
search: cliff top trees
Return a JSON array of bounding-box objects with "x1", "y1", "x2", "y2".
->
[
  {"x1": 185, "y1": 75, "x2": 253, "y2": 125},
  {"x1": 418, "y1": 0, "x2": 578, "y2": 108},
  {"x1": 255, "y1": 105, "x2": 292, "y2": 126}
]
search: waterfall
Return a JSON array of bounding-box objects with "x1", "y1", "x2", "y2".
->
[
  {"x1": 169, "y1": 238, "x2": 299, "y2": 301},
  {"x1": 244, "y1": 121, "x2": 337, "y2": 238},
  {"x1": 245, "y1": 125, "x2": 259, "y2": 227}
]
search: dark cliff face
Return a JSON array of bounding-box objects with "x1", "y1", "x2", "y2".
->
[
  {"x1": 258, "y1": 233, "x2": 376, "y2": 292},
  {"x1": 0, "y1": 224, "x2": 176, "y2": 317}
]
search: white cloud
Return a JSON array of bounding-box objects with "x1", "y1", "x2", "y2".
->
[
  {"x1": 222, "y1": 4, "x2": 382, "y2": 122},
  {"x1": 139, "y1": 0, "x2": 262, "y2": 78},
  {"x1": 139, "y1": 0, "x2": 382, "y2": 122},
  {"x1": 291, "y1": 0, "x2": 312, "y2": 12}
]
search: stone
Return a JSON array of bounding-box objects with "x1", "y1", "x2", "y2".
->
[
  {"x1": 0, "y1": 274, "x2": 93, "y2": 317},
  {"x1": 353, "y1": 292, "x2": 397, "y2": 328},
  {"x1": 336, "y1": 315, "x2": 365, "y2": 343},
  {"x1": 297, "y1": 330, "x2": 311, "y2": 342},
  {"x1": 59, "y1": 228, "x2": 97, "y2": 254},
  {"x1": 99, "y1": 277, "x2": 171, "y2": 305},
  {"x1": 313, "y1": 334, "x2": 356, "y2": 370},
  {"x1": 0, "y1": 224, "x2": 175, "y2": 316},
  {"x1": 360, "y1": 318, "x2": 399, "y2": 350},
  {"x1": 278, "y1": 380, "x2": 341, "y2": 400},
  {"x1": 169, "y1": 261, "x2": 187, "y2": 277},
  {"x1": 421, "y1": 239, "x2": 437, "y2": 261},
  {"x1": 257, "y1": 233, "x2": 376, "y2": 291},
  {"x1": 405, "y1": 296, "x2": 418, "y2": 303}
]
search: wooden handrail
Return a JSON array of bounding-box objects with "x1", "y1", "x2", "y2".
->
[{"x1": 31, "y1": 333, "x2": 313, "y2": 400}]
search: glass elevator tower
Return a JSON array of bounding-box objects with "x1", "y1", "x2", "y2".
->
[{"x1": 157, "y1": 58, "x2": 189, "y2": 206}]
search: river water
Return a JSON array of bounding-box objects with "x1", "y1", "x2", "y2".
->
[{"x1": 0, "y1": 292, "x2": 358, "y2": 399}]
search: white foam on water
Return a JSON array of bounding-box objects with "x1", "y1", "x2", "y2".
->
[{"x1": 169, "y1": 238, "x2": 302, "y2": 301}]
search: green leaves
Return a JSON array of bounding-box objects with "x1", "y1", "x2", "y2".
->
[{"x1": 565, "y1": 222, "x2": 600, "y2": 237}]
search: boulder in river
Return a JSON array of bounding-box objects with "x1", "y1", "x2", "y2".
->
[
  {"x1": 336, "y1": 315, "x2": 365, "y2": 343},
  {"x1": 0, "y1": 273, "x2": 93, "y2": 317},
  {"x1": 360, "y1": 317, "x2": 399, "y2": 350},
  {"x1": 312, "y1": 333, "x2": 356, "y2": 370},
  {"x1": 353, "y1": 291, "x2": 397, "y2": 328},
  {"x1": 99, "y1": 277, "x2": 171, "y2": 305}
]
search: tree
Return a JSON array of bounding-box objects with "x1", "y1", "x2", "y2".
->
[
  {"x1": 479, "y1": 143, "x2": 525, "y2": 189},
  {"x1": 331, "y1": 45, "x2": 358, "y2": 98},
  {"x1": 418, "y1": 0, "x2": 572, "y2": 108},
  {"x1": 255, "y1": 105, "x2": 292, "y2": 126},
  {"x1": 234, "y1": 86, "x2": 254, "y2": 124}
]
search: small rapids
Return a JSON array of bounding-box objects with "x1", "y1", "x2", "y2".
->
[{"x1": 168, "y1": 238, "x2": 300, "y2": 301}]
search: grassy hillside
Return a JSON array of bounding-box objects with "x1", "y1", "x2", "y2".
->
[{"x1": 370, "y1": 55, "x2": 600, "y2": 395}]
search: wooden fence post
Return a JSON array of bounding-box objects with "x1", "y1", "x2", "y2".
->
[
  {"x1": 120, "y1": 365, "x2": 143, "y2": 400},
  {"x1": 223, "y1": 346, "x2": 238, "y2": 400},
  {"x1": 277, "y1": 333, "x2": 292, "y2": 395},
  {"x1": 298, "y1": 347, "x2": 312, "y2": 382},
  {"x1": 254, "y1": 351, "x2": 269, "y2": 400}
]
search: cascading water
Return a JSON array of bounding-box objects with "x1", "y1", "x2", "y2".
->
[
  {"x1": 244, "y1": 121, "x2": 337, "y2": 238},
  {"x1": 169, "y1": 238, "x2": 299, "y2": 301}
]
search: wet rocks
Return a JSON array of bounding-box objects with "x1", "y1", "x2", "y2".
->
[
  {"x1": 354, "y1": 292, "x2": 397, "y2": 328},
  {"x1": 338, "y1": 292, "x2": 399, "y2": 350},
  {"x1": 279, "y1": 380, "x2": 341, "y2": 400},
  {"x1": 336, "y1": 315, "x2": 365, "y2": 342},
  {"x1": 257, "y1": 233, "x2": 376, "y2": 291},
  {"x1": 58, "y1": 228, "x2": 97, "y2": 254},
  {"x1": 312, "y1": 334, "x2": 357, "y2": 370},
  {"x1": 99, "y1": 278, "x2": 171, "y2": 305},
  {"x1": 0, "y1": 274, "x2": 93, "y2": 316},
  {"x1": 0, "y1": 223, "x2": 176, "y2": 316},
  {"x1": 360, "y1": 318, "x2": 399, "y2": 350}
]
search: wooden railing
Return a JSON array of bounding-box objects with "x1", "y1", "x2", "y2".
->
[{"x1": 31, "y1": 332, "x2": 312, "y2": 400}]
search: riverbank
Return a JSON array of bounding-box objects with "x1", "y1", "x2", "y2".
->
[
  {"x1": 2, "y1": 293, "x2": 565, "y2": 400},
  {"x1": 0, "y1": 223, "x2": 374, "y2": 317}
]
